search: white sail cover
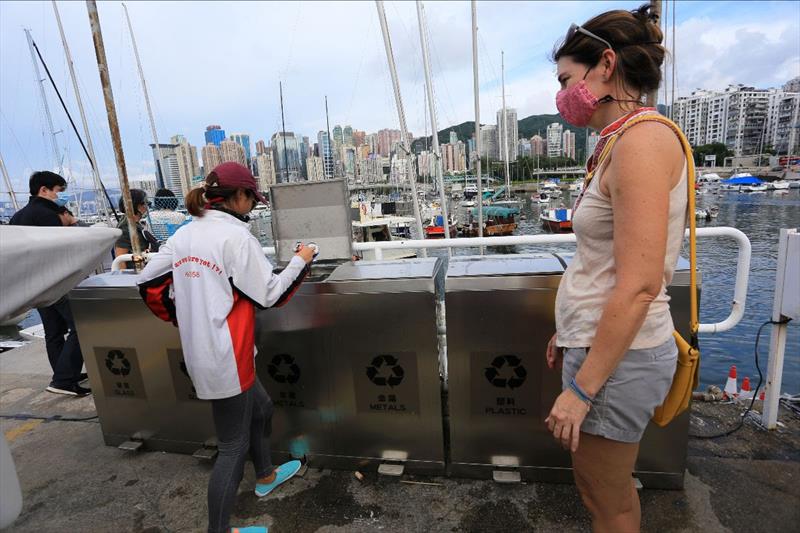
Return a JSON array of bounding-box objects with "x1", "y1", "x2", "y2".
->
[{"x1": 0, "y1": 226, "x2": 121, "y2": 322}]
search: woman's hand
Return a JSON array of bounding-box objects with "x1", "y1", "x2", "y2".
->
[
  {"x1": 546, "y1": 389, "x2": 590, "y2": 452},
  {"x1": 545, "y1": 332, "x2": 563, "y2": 370}
]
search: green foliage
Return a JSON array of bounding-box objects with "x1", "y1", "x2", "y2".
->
[{"x1": 691, "y1": 143, "x2": 733, "y2": 166}]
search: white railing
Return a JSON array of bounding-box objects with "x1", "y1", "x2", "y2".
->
[{"x1": 112, "y1": 226, "x2": 750, "y2": 334}]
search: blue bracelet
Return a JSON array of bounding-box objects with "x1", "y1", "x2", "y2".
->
[{"x1": 569, "y1": 377, "x2": 594, "y2": 405}]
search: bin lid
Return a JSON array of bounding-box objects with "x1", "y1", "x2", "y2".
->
[
  {"x1": 447, "y1": 254, "x2": 564, "y2": 277},
  {"x1": 327, "y1": 258, "x2": 442, "y2": 282},
  {"x1": 554, "y1": 253, "x2": 691, "y2": 272},
  {"x1": 74, "y1": 271, "x2": 140, "y2": 289}
]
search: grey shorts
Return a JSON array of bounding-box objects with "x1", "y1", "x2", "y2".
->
[{"x1": 561, "y1": 338, "x2": 678, "y2": 443}]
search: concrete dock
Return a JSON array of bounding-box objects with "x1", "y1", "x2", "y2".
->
[{"x1": 2, "y1": 340, "x2": 798, "y2": 533}]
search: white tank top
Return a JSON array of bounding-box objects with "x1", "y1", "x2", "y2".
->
[{"x1": 555, "y1": 128, "x2": 688, "y2": 349}]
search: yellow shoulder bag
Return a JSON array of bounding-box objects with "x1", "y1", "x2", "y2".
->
[{"x1": 583, "y1": 113, "x2": 699, "y2": 427}]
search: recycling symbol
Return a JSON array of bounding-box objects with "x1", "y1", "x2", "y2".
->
[
  {"x1": 105, "y1": 350, "x2": 131, "y2": 376},
  {"x1": 484, "y1": 355, "x2": 527, "y2": 389},
  {"x1": 366, "y1": 354, "x2": 404, "y2": 387},
  {"x1": 267, "y1": 354, "x2": 301, "y2": 384}
]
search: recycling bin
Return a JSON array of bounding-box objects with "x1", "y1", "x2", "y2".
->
[
  {"x1": 70, "y1": 272, "x2": 215, "y2": 454},
  {"x1": 445, "y1": 254, "x2": 698, "y2": 489},
  {"x1": 257, "y1": 258, "x2": 446, "y2": 473}
]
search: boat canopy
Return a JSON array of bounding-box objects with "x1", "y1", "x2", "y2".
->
[
  {"x1": 480, "y1": 205, "x2": 519, "y2": 217},
  {"x1": 722, "y1": 176, "x2": 763, "y2": 185}
]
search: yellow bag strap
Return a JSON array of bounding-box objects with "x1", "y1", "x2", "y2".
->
[{"x1": 585, "y1": 113, "x2": 698, "y2": 343}]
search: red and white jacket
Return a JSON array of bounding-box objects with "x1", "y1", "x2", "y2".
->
[{"x1": 138, "y1": 209, "x2": 308, "y2": 400}]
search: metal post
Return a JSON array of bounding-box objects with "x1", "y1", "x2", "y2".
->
[
  {"x1": 501, "y1": 51, "x2": 511, "y2": 200},
  {"x1": 86, "y1": 0, "x2": 142, "y2": 261},
  {"x1": 646, "y1": 0, "x2": 662, "y2": 108},
  {"x1": 53, "y1": 0, "x2": 110, "y2": 223},
  {"x1": 25, "y1": 29, "x2": 62, "y2": 174},
  {"x1": 763, "y1": 228, "x2": 798, "y2": 429},
  {"x1": 416, "y1": 0, "x2": 450, "y2": 243},
  {"x1": 471, "y1": 0, "x2": 484, "y2": 245},
  {"x1": 0, "y1": 152, "x2": 19, "y2": 210},
  {"x1": 122, "y1": 2, "x2": 166, "y2": 191},
  {"x1": 374, "y1": 0, "x2": 425, "y2": 248}
]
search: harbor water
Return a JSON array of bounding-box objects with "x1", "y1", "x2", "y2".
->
[{"x1": 2, "y1": 188, "x2": 798, "y2": 394}]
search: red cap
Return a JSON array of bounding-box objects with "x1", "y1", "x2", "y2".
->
[{"x1": 208, "y1": 162, "x2": 267, "y2": 205}]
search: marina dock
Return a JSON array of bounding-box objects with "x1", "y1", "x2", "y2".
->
[{"x1": 2, "y1": 339, "x2": 798, "y2": 532}]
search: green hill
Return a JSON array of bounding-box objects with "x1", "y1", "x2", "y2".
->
[{"x1": 412, "y1": 113, "x2": 590, "y2": 160}]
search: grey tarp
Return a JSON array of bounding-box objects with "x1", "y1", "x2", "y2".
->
[{"x1": 0, "y1": 226, "x2": 121, "y2": 322}]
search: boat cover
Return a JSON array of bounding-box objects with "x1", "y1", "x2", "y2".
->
[
  {"x1": 722, "y1": 176, "x2": 762, "y2": 185},
  {"x1": 0, "y1": 226, "x2": 121, "y2": 322}
]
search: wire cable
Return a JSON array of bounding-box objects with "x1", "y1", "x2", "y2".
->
[
  {"x1": 0, "y1": 413, "x2": 99, "y2": 423},
  {"x1": 691, "y1": 318, "x2": 792, "y2": 439}
]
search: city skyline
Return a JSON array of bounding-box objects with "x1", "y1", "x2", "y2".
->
[{"x1": 1, "y1": 1, "x2": 797, "y2": 191}]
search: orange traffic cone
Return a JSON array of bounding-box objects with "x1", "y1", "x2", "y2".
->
[
  {"x1": 739, "y1": 377, "x2": 753, "y2": 400},
  {"x1": 723, "y1": 365, "x2": 738, "y2": 400}
]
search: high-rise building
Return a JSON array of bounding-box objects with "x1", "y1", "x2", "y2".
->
[
  {"x1": 333, "y1": 125, "x2": 343, "y2": 147},
  {"x1": 518, "y1": 138, "x2": 531, "y2": 157},
  {"x1": 229, "y1": 133, "x2": 251, "y2": 162},
  {"x1": 131, "y1": 178, "x2": 158, "y2": 198},
  {"x1": 343, "y1": 125, "x2": 353, "y2": 146},
  {"x1": 151, "y1": 143, "x2": 182, "y2": 198},
  {"x1": 377, "y1": 129, "x2": 401, "y2": 156},
  {"x1": 496, "y1": 108, "x2": 519, "y2": 162},
  {"x1": 562, "y1": 130, "x2": 576, "y2": 160},
  {"x1": 480, "y1": 125, "x2": 498, "y2": 159},
  {"x1": 342, "y1": 145, "x2": 357, "y2": 178},
  {"x1": 365, "y1": 133, "x2": 378, "y2": 155},
  {"x1": 673, "y1": 82, "x2": 799, "y2": 156},
  {"x1": 784, "y1": 76, "x2": 800, "y2": 94},
  {"x1": 353, "y1": 130, "x2": 366, "y2": 147},
  {"x1": 530, "y1": 134, "x2": 545, "y2": 157},
  {"x1": 255, "y1": 139, "x2": 268, "y2": 156},
  {"x1": 586, "y1": 131, "x2": 600, "y2": 158},
  {"x1": 769, "y1": 92, "x2": 800, "y2": 155},
  {"x1": 204, "y1": 125, "x2": 225, "y2": 147},
  {"x1": 219, "y1": 139, "x2": 247, "y2": 167},
  {"x1": 306, "y1": 156, "x2": 325, "y2": 181},
  {"x1": 449, "y1": 131, "x2": 458, "y2": 145},
  {"x1": 254, "y1": 152, "x2": 276, "y2": 190},
  {"x1": 317, "y1": 131, "x2": 334, "y2": 179},
  {"x1": 271, "y1": 131, "x2": 301, "y2": 182},
  {"x1": 201, "y1": 143, "x2": 222, "y2": 175},
  {"x1": 546, "y1": 123, "x2": 563, "y2": 158},
  {"x1": 170, "y1": 135, "x2": 200, "y2": 195}
]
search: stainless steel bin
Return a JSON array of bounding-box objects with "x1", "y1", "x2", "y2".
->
[
  {"x1": 70, "y1": 272, "x2": 215, "y2": 454},
  {"x1": 445, "y1": 254, "x2": 698, "y2": 489},
  {"x1": 257, "y1": 259, "x2": 446, "y2": 473}
]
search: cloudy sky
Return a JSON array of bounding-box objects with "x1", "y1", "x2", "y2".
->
[{"x1": 1, "y1": 0, "x2": 798, "y2": 193}]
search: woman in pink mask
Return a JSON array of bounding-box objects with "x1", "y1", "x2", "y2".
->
[{"x1": 544, "y1": 4, "x2": 688, "y2": 531}]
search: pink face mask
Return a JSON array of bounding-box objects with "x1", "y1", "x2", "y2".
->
[{"x1": 556, "y1": 80, "x2": 603, "y2": 128}]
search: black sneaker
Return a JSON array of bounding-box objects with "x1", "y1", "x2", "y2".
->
[
  {"x1": 79, "y1": 372, "x2": 89, "y2": 382},
  {"x1": 46, "y1": 383, "x2": 92, "y2": 397}
]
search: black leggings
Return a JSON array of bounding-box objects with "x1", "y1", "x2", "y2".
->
[{"x1": 207, "y1": 378, "x2": 274, "y2": 533}]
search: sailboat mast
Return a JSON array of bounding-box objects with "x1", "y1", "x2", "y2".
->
[
  {"x1": 86, "y1": 0, "x2": 143, "y2": 260},
  {"x1": 374, "y1": 0, "x2": 425, "y2": 247},
  {"x1": 501, "y1": 51, "x2": 510, "y2": 199},
  {"x1": 416, "y1": 0, "x2": 450, "y2": 242},
  {"x1": 0, "y1": 152, "x2": 20, "y2": 211},
  {"x1": 471, "y1": 0, "x2": 483, "y2": 239},
  {"x1": 25, "y1": 29, "x2": 62, "y2": 174},
  {"x1": 53, "y1": 0, "x2": 110, "y2": 222},
  {"x1": 279, "y1": 81, "x2": 290, "y2": 182},
  {"x1": 122, "y1": 3, "x2": 166, "y2": 191}
]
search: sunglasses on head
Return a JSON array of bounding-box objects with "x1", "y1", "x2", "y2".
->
[{"x1": 565, "y1": 23, "x2": 661, "y2": 51}]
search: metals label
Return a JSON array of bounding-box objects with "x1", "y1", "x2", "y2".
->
[
  {"x1": 470, "y1": 351, "x2": 536, "y2": 418},
  {"x1": 258, "y1": 352, "x2": 316, "y2": 409},
  {"x1": 94, "y1": 346, "x2": 147, "y2": 400},
  {"x1": 166, "y1": 348, "x2": 200, "y2": 402},
  {"x1": 353, "y1": 352, "x2": 420, "y2": 415}
]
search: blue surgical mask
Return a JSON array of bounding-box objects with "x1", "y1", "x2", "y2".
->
[{"x1": 55, "y1": 192, "x2": 70, "y2": 207}]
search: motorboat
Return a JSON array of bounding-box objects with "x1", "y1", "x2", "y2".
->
[{"x1": 540, "y1": 207, "x2": 573, "y2": 233}]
